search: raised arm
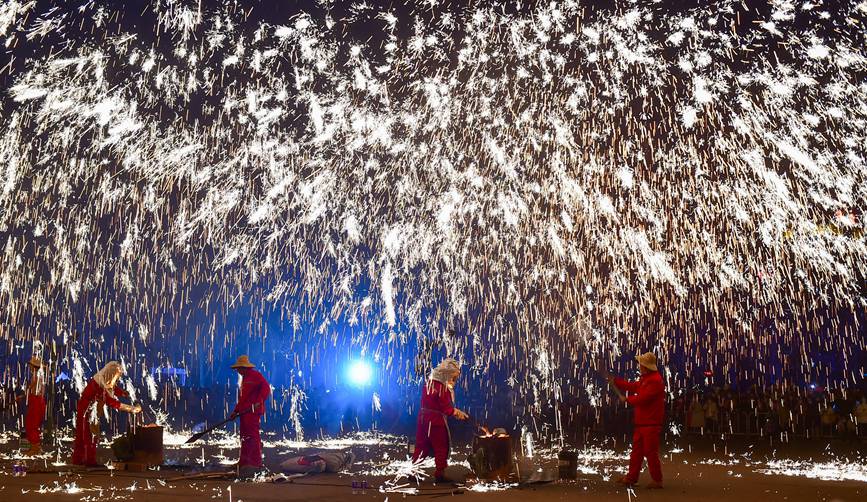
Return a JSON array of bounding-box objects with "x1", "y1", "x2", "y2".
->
[{"x1": 613, "y1": 377, "x2": 641, "y2": 393}]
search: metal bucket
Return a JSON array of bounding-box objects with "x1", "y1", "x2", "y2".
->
[
  {"x1": 558, "y1": 448, "x2": 578, "y2": 480},
  {"x1": 131, "y1": 425, "x2": 164, "y2": 466}
]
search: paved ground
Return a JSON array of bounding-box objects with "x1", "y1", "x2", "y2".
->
[{"x1": 0, "y1": 432, "x2": 863, "y2": 501}]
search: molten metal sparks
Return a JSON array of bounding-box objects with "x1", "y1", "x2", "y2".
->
[
  {"x1": 758, "y1": 458, "x2": 867, "y2": 482},
  {"x1": 0, "y1": 0, "x2": 863, "y2": 443}
]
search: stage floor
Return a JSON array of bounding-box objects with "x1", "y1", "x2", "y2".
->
[{"x1": 0, "y1": 431, "x2": 863, "y2": 501}]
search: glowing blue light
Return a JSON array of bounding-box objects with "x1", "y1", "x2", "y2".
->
[{"x1": 347, "y1": 360, "x2": 373, "y2": 386}]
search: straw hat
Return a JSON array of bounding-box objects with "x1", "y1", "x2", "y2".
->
[
  {"x1": 636, "y1": 352, "x2": 658, "y2": 372},
  {"x1": 230, "y1": 355, "x2": 255, "y2": 368},
  {"x1": 28, "y1": 357, "x2": 45, "y2": 369}
]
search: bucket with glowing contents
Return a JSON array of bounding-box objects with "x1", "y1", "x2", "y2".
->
[{"x1": 469, "y1": 428, "x2": 514, "y2": 480}]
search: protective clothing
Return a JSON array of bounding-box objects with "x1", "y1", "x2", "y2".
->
[
  {"x1": 25, "y1": 361, "x2": 47, "y2": 447},
  {"x1": 627, "y1": 425, "x2": 663, "y2": 483},
  {"x1": 614, "y1": 370, "x2": 666, "y2": 484},
  {"x1": 72, "y1": 379, "x2": 129, "y2": 465},
  {"x1": 412, "y1": 379, "x2": 456, "y2": 479},
  {"x1": 614, "y1": 371, "x2": 666, "y2": 426},
  {"x1": 25, "y1": 394, "x2": 46, "y2": 445},
  {"x1": 233, "y1": 367, "x2": 271, "y2": 467}
]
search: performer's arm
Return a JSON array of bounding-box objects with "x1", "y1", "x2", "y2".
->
[
  {"x1": 256, "y1": 374, "x2": 271, "y2": 401},
  {"x1": 110, "y1": 386, "x2": 141, "y2": 413},
  {"x1": 102, "y1": 390, "x2": 124, "y2": 410},
  {"x1": 613, "y1": 377, "x2": 640, "y2": 393},
  {"x1": 251, "y1": 375, "x2": 271, "y2": 412}
]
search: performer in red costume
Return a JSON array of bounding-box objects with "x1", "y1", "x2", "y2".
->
[
  {"x1": 605, "y1": 352, "x2": 666, "y2": 489},
  {"x1": 24, "y1": 356, "x2": 48, "y2": 455},
  {"x1": 412, "y1": 358, "x2": 469, "y2": 482},
  {"x1": 72, "y1": 361, "x2": 141, "y2": 466},
  {"x1": 229, "y1": 355, "x2": 271, "y2": 468}
]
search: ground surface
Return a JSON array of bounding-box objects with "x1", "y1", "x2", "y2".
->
[{"x1": 0, "y1": 431, "x2": 864, "y2": 501}]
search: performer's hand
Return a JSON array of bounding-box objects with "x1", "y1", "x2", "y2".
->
[
  {"x1": 453, "y1": 409, "x2": 469, "y2": 421},
  {"x1": 131, "y1": 404, "x2": 142, "y2": 414}
]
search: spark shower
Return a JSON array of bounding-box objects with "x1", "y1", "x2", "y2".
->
[{"x1": 0, "y1": 0, "x2": 864, "y2": 411}]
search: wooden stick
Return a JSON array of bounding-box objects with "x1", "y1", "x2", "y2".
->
[{"x1": 609, "y1": 381, "x2": 624, "y2": 400}]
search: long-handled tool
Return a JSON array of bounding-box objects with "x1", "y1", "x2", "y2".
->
[
  {"x1": 609, "y1": 381, "x2": 625, "y2": 400},
  {"x1": 596, "y1": 354, "x2": 625, "y2": 401},
  {"x1": 185, "y1": 411, "x2": 247, "y2": 444}
]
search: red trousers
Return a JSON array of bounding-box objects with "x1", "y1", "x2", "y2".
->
[
  {"x1": 626, "y1": 426, "x2": 663, "y2": 483},
  {"x1": 72, "y1": 407, "x2": 99, "y2": 465},
  {"x1": 25, "y1": 395, "x2": 46, "y2": 445},
  {"x1": 239, "y1": 413, "x2": 263, "y2": 467},
  {"x1": 412, "y1": 422, "x2": 449, "y2": 478}
]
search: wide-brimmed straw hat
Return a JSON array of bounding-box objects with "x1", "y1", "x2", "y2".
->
[
  {"x1": 230, "y1": 355, "x2": 255, "y2": 368},
  {"x1": 636, "y1": 352, "x2": 658, "y2": 372},
  {"x1": 28, "y1": 357, "x2": 45, "y2": 369}
]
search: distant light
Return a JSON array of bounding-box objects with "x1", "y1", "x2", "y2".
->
[{"x1": 347, "y1": 361, "x2": 373, "y2": 386}]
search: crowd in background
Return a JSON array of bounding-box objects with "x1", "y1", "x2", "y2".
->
[{"x1": 675, "y1": 384, "x2": 867, "y2": 439}]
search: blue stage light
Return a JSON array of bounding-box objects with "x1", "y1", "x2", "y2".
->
[{"x1": 347, "y1": 360, "x2": 373, "y2": 386}]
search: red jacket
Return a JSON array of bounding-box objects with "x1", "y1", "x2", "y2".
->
[
  {"x1": 77, "y1": 379, "x2": 129, "y2": 414},
  {"x1": 615, "y1": 371, "x2": 666, "y2": 426},
  {"x1": 418, "y1": 379, "x2": 455, "y2": 427},
  {"x1": 234, "y1": 368, "x2": 270, "y2": 415}
]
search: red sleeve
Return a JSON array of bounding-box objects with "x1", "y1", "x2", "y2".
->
[
  {"x1": 614, "y1": 377, "x2": 640, "y2": 393},
  {"x1": 113, "y1": 386, "x2": 129, "y2": 398},
  {"x1": 626, "y1": 377, "x2": 664, "y2": 407},
  {"x1": 102, "y1": 389, "x2": 123, "y2": 410},
  {"x1": 256, "y1": 374, "x2": 271, "y2": 401},
  {"x1": 82, "y1": 380, "x2": 123, "y2": 409}
]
